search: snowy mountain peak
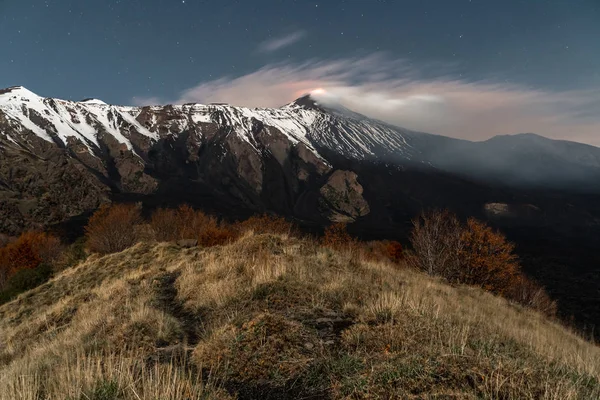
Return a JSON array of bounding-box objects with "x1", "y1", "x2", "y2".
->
[
  {"x1": 0, "y1": 85, "x2": 33, "y2": 94},
  {"x1": 79, "y1": 98, "x2": 108, "y2": 105},
  {"x1": 284, "y1": 94, "x2": 323, "y2": 111},
  {"x1": 0, "y1": 86, "x2": 43, "y2": 104}
]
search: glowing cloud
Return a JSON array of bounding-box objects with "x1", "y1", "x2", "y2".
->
[{"x1": 155, "y1": 54, "x2": 600, "y2": 145}]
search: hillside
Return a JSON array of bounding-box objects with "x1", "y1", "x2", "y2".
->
[{"x1": 1, "y1": 233, "x2": 598, "y2": 399}]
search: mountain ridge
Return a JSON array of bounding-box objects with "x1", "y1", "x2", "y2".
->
[{"x1": 2, "y1": 85, "x2": 600, "y2": 238}]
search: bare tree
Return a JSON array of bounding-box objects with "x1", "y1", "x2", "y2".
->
[{"x1": 408, "y1": 209, "x2": 463, "y2": 277}]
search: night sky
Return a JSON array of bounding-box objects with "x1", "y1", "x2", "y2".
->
[{"x1": 1, "y1": 0, "x2": 599, "y2": 143}]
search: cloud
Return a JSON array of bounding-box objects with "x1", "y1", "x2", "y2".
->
[
  {"x1": 257, "y1": 31, "x2": 306, "y2": 53},
  {"x1": 154, "y1": 54, "x2": 600, "y2": 146}
]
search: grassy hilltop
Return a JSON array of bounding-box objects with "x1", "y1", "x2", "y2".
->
[{"x1": 1, "y1": 227, "x2": 598, "y2": 399}]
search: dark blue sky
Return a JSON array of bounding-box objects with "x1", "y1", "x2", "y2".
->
[
  {"x1": 1, "y1": 0, "x2": 599, "y2": 144},
  {"x1": 1, "y1": 0, "x2": 598, "y2": 104}
]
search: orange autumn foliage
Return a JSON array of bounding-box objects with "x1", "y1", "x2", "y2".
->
[
  {"x1": 0, "y1": 231, "x2": 61, "y2": 288},
  {"x1": 239, "y1": 214, "x2": 298, "y2": 236},
  {"x1": 85, "y1": 203, "x2": 143, "y2": 254},
  {"x1": 151, "y1": 205, "x2": 216, "y2": 242},
  {"x1": 321, "y1": 223, "x2": 354, "y2": 250},
  {"x1": 455, "y1": 218, "x2": 521, "y2": 295},
  {"x1": 151, "y1": 205, "x2": 239, "y2": 247},
  {"x1": 198, "y1": 223, "x2": 239, "y2": 247},
  {"x1": 409, "y1": 209, "x2": 555, "y2": 314},
  {"x1": 410, "y1": 210, "x2": 521, "y2": 294},
  {"x1": 385, "y1": 241, "x2": 404, "y2": 263},
  {"x1": 172, "y1": 205, "x2": 214, "y2": 240}
]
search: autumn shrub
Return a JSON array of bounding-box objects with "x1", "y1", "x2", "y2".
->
[
  {"x1": 174, "y1": 205, "x2": 213, "y2": 239},
  {"x1": 198, "y1": 222, "x2": 239, "y2": 247},
  {"x1": 0, "y1": 240, "x2": 39, "y2": 283},
  {"x1": 385, "y1": 240, "x2": 404, "y2": 263},
  {"x1": 409, "y1": 209, "x2": 553, "y2": 310},
  {"x1": 361, "y1": 240, "x2": 404, "y2": 264},
  {"x1": 507, "y1": 275, "x2": 557, "y2": 317},
  {"x1": 150, "y1": 208, "x2": 179, "y2": 242},
  {"x1": 0, "y1": 231, "x2": 61, "y2": 300},
  {"x1": 85, "y1": 203, "x2": 143, "y2": 254},
  {"x1": 321, "y1": 222, "x2": 355, "y2": 250},
  {"x1": 238, "y1": 214, "x2": 299, "y2": 236},
  {"x1": 455, "y1": 218, "x2": 520, "y2": 295},
  {"x1": 0, "y1": 231, "x2": 61, "y2": 288},
  {"x1": 151, "y1": 205, "x2": 216, "y2": 242}
]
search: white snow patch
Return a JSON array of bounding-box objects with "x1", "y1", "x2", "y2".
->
[
  {"x1": 80, "y1": 99, "x2": 108, "y2": 105},
  {"x1": 191, "y1": 112, "x2": 212, "y2": 124}
]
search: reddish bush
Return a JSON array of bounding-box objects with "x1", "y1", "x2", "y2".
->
[
  {"x1": 409, "y1": 209, "x2": 554, "y2": 310},
  {"x1": 174, "y1": 205, "x2": 213, "y2": 240},
  {"x1": 385, "y1": 241, "x2": 404, "y2": 263},
  {"x1": 321, "y1": 223, "x2": 355, "y2": 250},
  {"x1": 85, "y1": 203, "x2": 143, "y2": 254},
  {"x1": 239, "y1": 214, "x2": 298, "y2": 236},
  {"x1": 507, "y1": 275, "x2": 557, "y2": 317},
  {"x1": 456, "y1": 218, "x2": 520, "y2": 295},
  {"x1": 151, "y1": 205, "x2": 216, "y2": 242},
  {"x1": 0, "y1": 231, "x2": 61, "y2": 289},
  {"x1": 151, "y1": 205, "x2": 241, "y2": 247},
  {"x1": 360, "y1": 240, "x2": 404, "y2": 264},
  {"x1": 198, "y1": 222, "x2": 239, "y2": 247},
  {"x1": 150, "y1": 208, "x2": 180, "y2": 242}
]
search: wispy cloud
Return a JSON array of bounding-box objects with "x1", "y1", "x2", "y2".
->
[
  {"x1": 139, "y1": 54, "x2": 600, "y2": 146},
  {"x1": 257, "y1": 31, "x2": 306, "y2": 53}
]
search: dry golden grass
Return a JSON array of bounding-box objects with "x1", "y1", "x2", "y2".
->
[
  {"x1": 0, "y1": 349, "x2": 231, "y2": 400},
  {"x1": 0, "y1": 233, "x2": 598, "y2": 399}
]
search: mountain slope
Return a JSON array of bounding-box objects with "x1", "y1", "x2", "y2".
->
[
  {"x1": 3, "y1": 85, "x2": 600, "y2": 236},
  {"x1": 420, "y1": 132, "x2": 600, "y2": 190},
  {"x1": 1, "y1": 234, "x2": 598, "y2": 399},
  {"x1": 0, "y1": 87, "x2": 376, "y2": 232}
]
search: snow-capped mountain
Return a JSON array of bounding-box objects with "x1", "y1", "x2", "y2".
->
[
  {"x1": 2, "y1": 85, "x2": 600, "y2": 234},
  {"x1": 0, "y1": 87, "x2": 420, "y2": 165},
  {"x1": 0, "y1": 86, "x2": 384, "y2": 232}
]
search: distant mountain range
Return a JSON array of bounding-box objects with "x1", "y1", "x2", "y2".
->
[{"x1": 1, "y1": 85, "x2": 600, "y2": 234}]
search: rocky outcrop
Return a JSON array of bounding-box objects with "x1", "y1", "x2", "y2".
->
[
  {"x1": 319, "y1": 170, "x2": 370, "y2": 222},
  {"x1": 0, "y1": 141, "x2": 109, "y2": 235}
]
